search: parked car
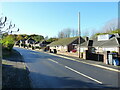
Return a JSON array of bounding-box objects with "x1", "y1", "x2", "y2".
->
[{"x1": 71, "y1": 49, "x2": 77, "y2": 53}]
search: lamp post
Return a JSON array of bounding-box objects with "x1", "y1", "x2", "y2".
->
[{"x1": 78, "y1": 12, "x2": 81, "y2": 58}]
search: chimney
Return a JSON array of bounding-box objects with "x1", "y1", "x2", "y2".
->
[{"x1": 85, "y1": 37, "x2": 89, "y2": 41}]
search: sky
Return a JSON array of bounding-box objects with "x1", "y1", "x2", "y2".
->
[{"x1": 0, "y1": 2, "x2": 118, "y2": 38}]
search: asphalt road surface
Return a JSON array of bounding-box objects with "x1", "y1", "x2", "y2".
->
[{"x1": 14, "y1": 47, "x2": 119, "y2": 88}]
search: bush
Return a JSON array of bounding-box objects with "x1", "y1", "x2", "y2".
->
[{"x1": 2, "y1": 35, "x2": 15, "y2": 51}]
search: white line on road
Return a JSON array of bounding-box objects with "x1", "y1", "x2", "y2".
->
[
  {"x1": 16, "y1": 48, "x2": 120, "y2": 72},
  {"x1": 48, "y1": 59, "x2": 59, "y2": 64},
  {"x1": 64, "y1": 65, "x2": 103, "y2": 84},
  {"x1": 47, "y1": 58, "x2": 102, "y2": 84},
  {"x1": 48, "y1": 53, "x2": 120, "y2": 72}
]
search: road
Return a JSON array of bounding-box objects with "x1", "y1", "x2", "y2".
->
[{"x1": 14, "y1": 47, "x2": 119, "y2": 88}]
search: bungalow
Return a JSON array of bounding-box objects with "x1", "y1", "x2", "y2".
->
[
  {"x1": 25, "y1": 38, "x2": 36, "y2": 48},
  {"x1": 25, "y1": 38, "x2": 35, "y2": 44},
  {"x1": 15, "y1": 40, "x2": 20, "y2": 46},
  {"x1": 77, "y1": 37, "x2": 94, "y2": 53},
  {"x1": 76, "y1": 34, "x2": 120, "y2": 62},
  {"x1": 40, "y1": 40, "x2": 51, "y2": 47},
  {"x1": 47, "y1": 37, "x2": 85, "y2": 53},
  {"x1": 32, "y1": 40, "x2": 51, "y2": 50},
  {"x1": 98, "y1": 37, "x2": 120, "y2": 54},
  {"x1": 92, "y1": 34, "x2": 120, "y2": 54},
  {"x1": 19, "y1": 39, "x2": 27, "y2": 48}
]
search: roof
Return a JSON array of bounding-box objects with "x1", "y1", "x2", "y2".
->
[
  {"x1": 81, "y1": 40, "x2": 93, "y2": 47},
  {"x1": 20, "y1": 39, "x2": 27, "y2": 42},
  {"x1": 27, "y1": 38, "x2": 35, "y2": 41},
  {"x1": 93, "y1": 38, "x2": 107, "y2": 47},
  {"x1": 93, "y1": 37, "x2": 120, "y2": 47},
  {"x1": 48, "y1": 37, "x2": 80, "y2": 46},
  {"x1": 100, "y1": 37, "x2": 120, "y2": 47}
]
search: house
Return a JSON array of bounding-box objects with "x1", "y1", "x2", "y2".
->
[
  {"x1": 19, "y1": 39, "x2": 27, "y2": 47},
  {"x1": 32, "y1": 40, "x2": 51, "y2": 50},
  {"x1": 39, "y1": 40, "x2": 51, "y2": 47},
  {"x1": 25, "y1": 38, "x2": 36, "y2": 48},
  {"x1": 15, "y1": 40, "x2": 20, "y2": 46},
  {"x1": 47, "y1": 37, "x2": 85, "y2": 52},
  {"x1": 76, "y1": 34, "x2": 120, "y2": 62},
  {"x1": 92, "y1": 34, "x2": 120, "y2": 54},
  {"x1": 98, "y1": 37, "x2": 120, "y2": 54},
  {"x1": 77, "y1": 37, "x2": 94, "y2": 53},
  {"x1": 25, "y1": 38, "x2": 35, "y2": 45}
]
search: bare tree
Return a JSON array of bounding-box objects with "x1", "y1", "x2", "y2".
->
[
  {"x1": 71, "y1": 29, "x2": 75, "y2": 37},
  {"x1": 58, "y1": 31, "x2": 65, "y2": 38},
  {"x1": 0, "y1": 16, "x2": 7, "y2": 30},
  {"x1": 101, "y1": 18, "x2": 118, "y2": 33},
  {"x1": 0, "y1": 16, "x2": 19, "y2": 35},
  {"x1": 58, "y1": 28, "x2": 79, "y2": 38},
  {"x1": 64, "y1": 28, "x2": 71, "y2": 38},
  {"x1": 71, "y1": 29, "x2": 78, "y2": 37}
]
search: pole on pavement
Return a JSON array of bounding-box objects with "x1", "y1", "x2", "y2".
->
[{"x1": 78, "y1": 12, "x2": 81, "y2": 58}]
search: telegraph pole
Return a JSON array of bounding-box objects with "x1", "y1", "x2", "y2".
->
[{"x1": 78, "y1": 12, "x2": 81, "y2": 58}]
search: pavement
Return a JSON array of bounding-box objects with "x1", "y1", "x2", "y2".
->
[{"x1": 14, "y1": 47, "x2": 120, "y2": 88}]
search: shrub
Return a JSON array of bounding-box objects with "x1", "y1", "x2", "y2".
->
[{"x1": 2, "y1": 35, "x2": 15, "y2": 51}]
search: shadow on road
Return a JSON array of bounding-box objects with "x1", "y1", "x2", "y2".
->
[{"x1": 29, "y1": 71, "x2": 118, "y2": 89}]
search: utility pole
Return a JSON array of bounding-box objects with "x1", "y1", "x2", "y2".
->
[{"x1": 78, "y1": 12, "x2": 81, "y2": 58}]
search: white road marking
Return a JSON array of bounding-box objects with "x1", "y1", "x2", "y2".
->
[
  {"x1": 48, "y1": 59, "x2": 59, "y2": 64},
  {"x1": 47, "y1": 58, "x2": 102, "y2": 84},
  {"x1": 17, "y1": 47, "x2": 120, "y2": 72},
  {"x1": 48, "y1": 53, "x2": 120, "y2": 72},
  {"x1": 64, "y1": 65, "x2": 103, "y2": 84}
]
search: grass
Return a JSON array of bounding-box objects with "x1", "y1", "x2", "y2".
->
[{"x1": 2, "y1": 48, "x2": 31, "y2": 89}]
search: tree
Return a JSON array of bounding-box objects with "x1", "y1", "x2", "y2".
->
[
  {"x1": 44, "y1": 36, "x2": 48, "y2": 40},
  {"x1": 58, "y1": 31, "x2": 65, "y2": 38},
  {"x1": 0, "y1": 16, "x2": 19, "y2": 51},
  {"x1": 101, "y1": 18, "x2": 118, "y2": 33},
  {"x1": 64, "y1": 28, "x2": 71, "y2": 38},
  {"x1": 2, "y1": 35, "x2": 15, "y2": 51},
  {"x1": 33, "y1": 35, "x2": 44, "y2": 42},
  {"x1": 16, "y1": 35, "x2": 24, "y2": 41},
  {"x1": 46, "y1": 37, "x2": 58, "y2": 42},
  {"x1": 58, "y1": 28, "x2": 76, "y2": 38},
  {"x1": 71, "y1": 29, "x2": 76, "y2": 37},
  {"x1": 29, "y1": 34, "x2": 44, "y2": 42}
]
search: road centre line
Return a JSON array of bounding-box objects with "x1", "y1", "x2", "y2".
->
[
  {"x1": 48, "y1": 59, "x2": 59, "y2": 64},
  {"x1": 18, "y1": 48, "x2": 120, "y2": 73},
  {"x1": 47, "y1": 58, "x2": 102, "y2": 84},
  {"x1": 64, "y1": 66, "x2": 103, "y2": 84},
  {"x1": 48, "y1": 53, "x2": 120, "y2": 73}
]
